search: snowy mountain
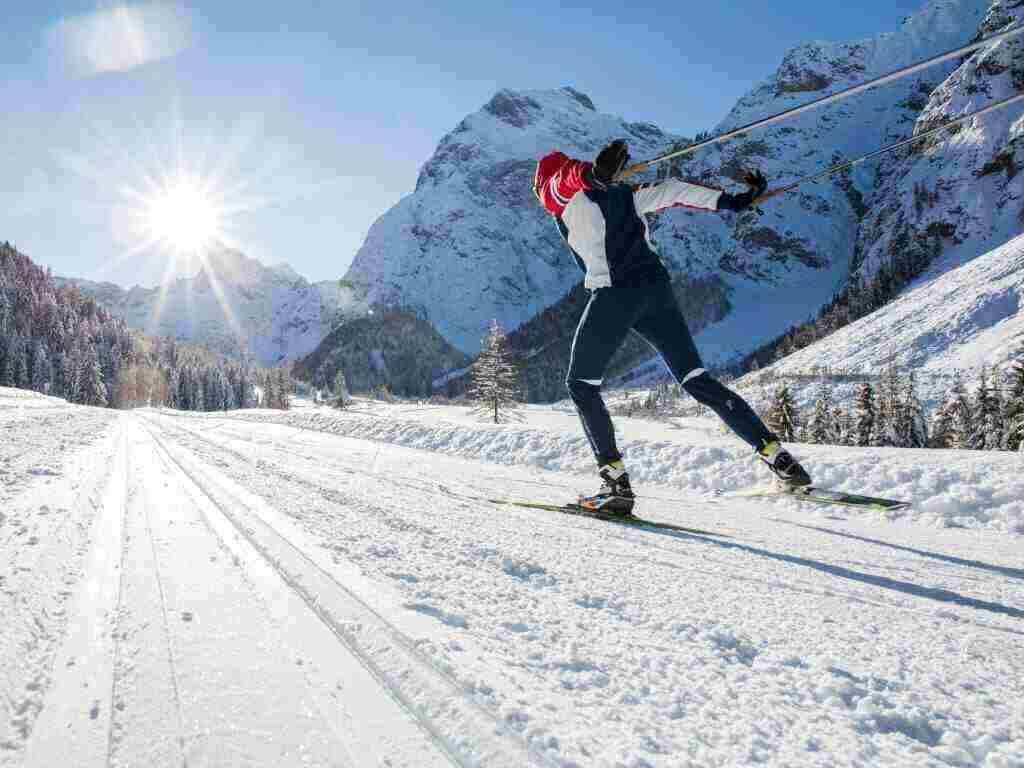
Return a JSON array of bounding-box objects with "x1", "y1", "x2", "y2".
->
[
  {"x1": 60, "y1": 249, "x2": 356, "y2": 366},
  {"x1": 853, "y1": 0, "x2": 1024, "y2": 281},
  {"x1": 703, "y1": 0, "x2": 1024, "y2": 417},
  {"x1": 345, "y1": 0, "x2": 1003, "y2": 361}
]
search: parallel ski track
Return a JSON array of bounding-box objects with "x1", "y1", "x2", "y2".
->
[
  {"x1": 138, "y1": 416, "x2": 557, "y2": 768},
  {"x1": 143, "y1": 413, "x2": 737, "y2": 570},
  {"x1": 198, "y1": 408, "x2": 721, "y2": 505},
  {"x1": 144, "y1": 413, "x2": 1024, "y2": 638}
]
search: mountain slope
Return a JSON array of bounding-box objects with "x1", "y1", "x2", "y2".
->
[
  {"x1": 60, "y1": 249, "x2": 355, "y2": 366},
  {"x1": 293, "y1": 308, "x2": 470, "y2": 397},
  {"x1": 853, "y1": 0, "x2": 1024, "y2": 282},
  {"x1": 734, "y1": 232, "x2": 1024, "y2": 412}
]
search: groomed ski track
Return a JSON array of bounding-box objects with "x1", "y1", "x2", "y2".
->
[{"x1": 2, "y1": 400, "x2": 1022, "y2": 766}]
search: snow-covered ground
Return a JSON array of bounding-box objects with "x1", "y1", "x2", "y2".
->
[{"x1": 2, "y1": 388, "x2": 1022, "y2": 767}]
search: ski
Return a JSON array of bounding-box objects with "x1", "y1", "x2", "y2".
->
[
  {"x1": 483, "y1": 498, "x2": 731, "y2": 537},
  {"x1": 437, "y1": 484, "x2": 729, "y2": 536},
  {"x1": 718, "y1": 485, "x2": 911, "y2": 512}
]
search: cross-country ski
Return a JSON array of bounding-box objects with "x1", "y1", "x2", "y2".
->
[{"x1": 4, "y1": 0, "x2": 1024, "y2": 766}]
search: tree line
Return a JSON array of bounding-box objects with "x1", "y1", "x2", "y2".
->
[
  {"x1": 765, "y1": 361, "x2": 1024, "y2": 452},
  {"x1": 0, "y1": 241, "x2": 291, "y2": 411}
]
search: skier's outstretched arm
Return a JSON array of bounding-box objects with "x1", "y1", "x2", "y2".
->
[{"x1": 632, "y1": 170, "x2": 768, "y2": 215}]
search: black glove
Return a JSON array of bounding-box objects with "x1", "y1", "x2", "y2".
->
[
  {"x1": 592, "y1": 139, "x2": 630, "y2": 187},
  {"x1": 717, "y1": 169, "x2": 768, "y2": 212}
]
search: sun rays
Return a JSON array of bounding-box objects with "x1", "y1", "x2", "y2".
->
[{"x1": 143, "y1": 173, "x2": 221, "y2": 254}]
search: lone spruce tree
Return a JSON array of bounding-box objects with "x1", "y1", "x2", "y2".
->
[
  {"x1": 854, "y1": 382, "x2": 875, "y2": 447},
  {"x1": 332, "y1": 369, "x2": 350, "y2": 408},
  {"x1": 806, "y1": 381, "x2": 836, "y2": 444},
  {"x1": 469, "y1": 320, "x2": 522, "y2": 424},
  {"x1": 1004, "y1": 355, "x2": 1024, "y2": 451},
  {"x1": 765, "y1": 385, "x2": 798, "y2": 441}
]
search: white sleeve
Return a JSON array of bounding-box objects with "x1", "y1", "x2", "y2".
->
[{"x1": 632, "y1": 179, "x2": 722, "y2": 215}]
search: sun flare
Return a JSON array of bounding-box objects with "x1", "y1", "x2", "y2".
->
[{"x1": 144, "y1": 175, "x2": 222, "y2": 254}]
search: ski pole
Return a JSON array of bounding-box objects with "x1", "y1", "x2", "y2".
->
[
  {"x1": 616, "y1": 23, "x2": 1024, "y2": 180},
  {"x1": 754, "y1": 90, "x2": 1024, "y2": 204}
]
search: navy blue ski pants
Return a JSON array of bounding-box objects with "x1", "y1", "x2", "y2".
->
[{"x1": 566, "y1": 278, "x2": 776, "y2": 466}]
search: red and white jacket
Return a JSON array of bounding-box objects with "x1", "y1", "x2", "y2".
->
[{"x1": 533, "y1": 151, "x2": 723, "y2": 288}]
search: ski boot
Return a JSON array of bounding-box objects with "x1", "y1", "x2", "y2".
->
[
  {"x1": 758, "y1": 441, "x2": 812, "y2": 487},
  {"x1": 577, "y1": 460, "x2": 636, "y2": 516}
]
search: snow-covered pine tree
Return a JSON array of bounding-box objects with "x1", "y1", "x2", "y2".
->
[
  {"x1": 854, "y1": 382, "x2": 877, "y2": 447},
  {"x1": 167, "y1": 367, "x2": 180, "y2": 409},
  {"x1": 970, "y1": 368, "x2": 1001, "y2": 451},
  {"x1": 263, "y1": 370, "x2": 277, "y2": 408},
  {"x1": 31, "y1": 341, "x2": 50, "y2": 393},
  {"x1": 1004, "y1": 355, "x2": 1024, "y2": 452},
  {"x1": 765, "y1": 384, "x2": 799, "y2": 441},
  {"x1": 904, "y1": 372, "x2": 928, "y2": 449},
  {"x1": 63, "y1": 349, "x2": 81, "y2": 404},
  {"x1": 806, "y1": 382, "x2": 835, "y2": 444},
  {"x1": 831, "y1": 402, "x2": 849, "y2": 446},
  {"x1": 930, "y1": 398, "x2": 954, "y2": 448},
  {"x1": 277, "y1": 368, "x2": 292, "y2": 410},
  {"x1": 332, "y1": 369, "x2": 350, "y2": 408},
  {"x1": 875, "y1": 364, "x2": 903, "y2": 447},
  {"x1": 947, "y1": 372, "x2": 973, "y2": 450},
  {"x1": 468, "y1": 319, "x2": 522, "y2": 424},
  {"x1": 79, "y1": 345, "x2": 107, "y2": 407}
]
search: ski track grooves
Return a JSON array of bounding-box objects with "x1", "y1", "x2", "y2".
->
[
  {"x1": 156, "y1": 412, "x2": 1024, "y2": 637},
  {"x1": 152, "y1": 411, "x2": 731, "y2": 561},
  {"x1": 138, "y1": 415, "x2": 553, "y2": 768},
  {"x1": 138, "y1": 455, "x2": 190, "y2": 768}
]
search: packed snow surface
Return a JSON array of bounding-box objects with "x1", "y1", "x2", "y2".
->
[{"x1": 2, "y1": 388, "x2": 1022, "y2": 767}]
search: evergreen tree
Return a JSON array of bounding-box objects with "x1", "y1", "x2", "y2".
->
[
  {"x1": 854, "y1": 382, "x2": 875, "y2": 447},
  {"x1": 468, "y1": 320, "x2": 523, "y2": 424},
  {"x1": 765, "y1": 385, "x2": 799, "y2": 441},
  {"x1": 831, "y1": 403, "x2": 849, "y2": 446},
  {"x1": 78, "y1": 346, "x2": 108, "y2": 407},
  {"x1": 970, "y1": 368, "x2": 1001, "y2": 451},
  {"x1": 1004, "y1": 356, "x2": 1024, "y2": 452},
  {"x1": 806, "y1": 382, "x2": 836, "y2": 444},
  {"x1": 947, "y1": 372, "x2": 973, "y2": 450},
  {"x1": 63, "y1": 350, "x2": 81, "y2": 404},
  {"x1": 332, "y1": 369, "x2": 350, "y2": 408},
  {"x1": 903, "y1": 372, "x2": 928, "y2": 449},
  {"x1": 31, "y1": 341, "x2": 50, "y2": 393},
  {"x1": 263, "y1": 371, "x2": 277, "y2": 408},
  {"x1": 12, "y1": 336, "x2": 28, "y2": 389},
  {"x1": 930, "y1": 399, "x2": 955, "y2": 449},
  {"x1": 277, "y1": 368, "x2": 292, "y2": 410},
  {"x1": 875, "y1": 364, "x2": 903, "y2": 447}
]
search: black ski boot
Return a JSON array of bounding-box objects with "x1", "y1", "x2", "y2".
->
[
  {"x1": 758, "y1": 441, "x2": 812, "y2": 487},
  {"x1": 578, "y1": 460, "x2": 636, "y2": 516}
]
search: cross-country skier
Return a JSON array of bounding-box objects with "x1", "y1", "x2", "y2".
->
[{"x1": 533, "y1": 139, "x2": 811, "y2": 515}]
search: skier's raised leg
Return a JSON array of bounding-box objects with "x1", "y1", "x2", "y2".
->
[{"x1": 631, "y1": 281, "x2": 811, "y2": 486}]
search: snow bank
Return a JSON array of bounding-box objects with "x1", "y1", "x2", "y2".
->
[{"x1": 221, "y1": 404, "x2": 1024, "y2": 533}]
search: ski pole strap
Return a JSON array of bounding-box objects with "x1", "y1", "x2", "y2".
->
[
  {"x1": 752, "y1": 90, "x2": 1024, "y2": 205},
  {"x1": 616, "y1": 23, "x2": 1024, "y2": 181}
]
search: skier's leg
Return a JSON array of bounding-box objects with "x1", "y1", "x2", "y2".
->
[
  {"x1": 630, "y1": 281, "x2": 776, "y2": 451},
  {"x1": 566, "y1": 288, "x2": 636, "y2": 465}
]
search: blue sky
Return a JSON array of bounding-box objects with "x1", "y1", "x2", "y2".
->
[{"x1": 2, "y1": 0, "x2": 927, "y2": 287}]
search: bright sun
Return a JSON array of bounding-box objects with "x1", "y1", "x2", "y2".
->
[{"x1": 144, "y1": 175, "x2": 221, "y2": 254}]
